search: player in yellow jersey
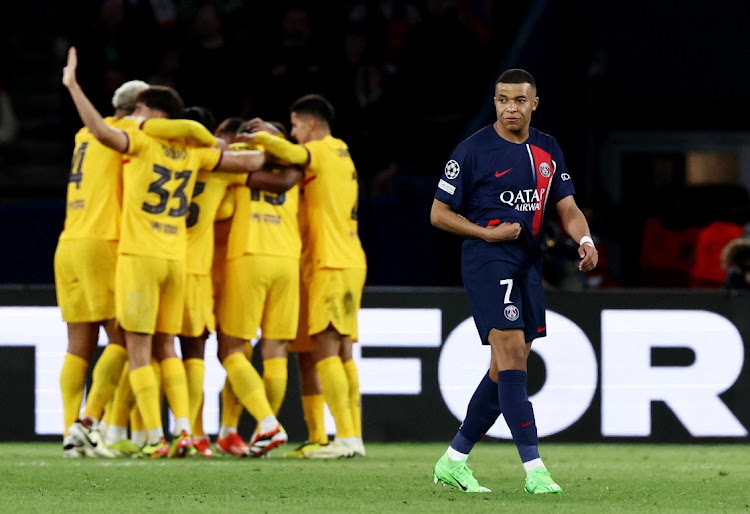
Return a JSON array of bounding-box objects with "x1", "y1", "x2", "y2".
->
[
  {"x1": 211, "y1": 118, "x2": 256, "y2": 457},
  {"x1": 175, "y1": 108, "x2": 294, "y2": 458},
  {"x1": 283, "y1": 181, "x2": 330, "y2": 457},
  {"x1": 62, "y1": 46, "x2": 270, "y2": 458},
  {"x1": 245, "y1": 94, "x2": 367, "y2": 458},
  {"x1": 56, "y1": 78, "x2": 149, "y2": 458},
  {"x1": 212, "y1": 120, "x2": 302, "y2": 457},
  {"x1": 175, "y1": 106, "x2": 224, "y2": 458},
  {"x1": 212, "y1": 121, "x2": 302, "y2": 457}
]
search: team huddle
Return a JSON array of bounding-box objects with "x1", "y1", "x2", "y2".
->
[{"x1": 56, "y1": 46, "x2": 366, "y2": 459}]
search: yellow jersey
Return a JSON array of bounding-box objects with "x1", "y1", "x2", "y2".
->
[
  {"x1": 59, "y1": 117, "x2": 139, "y2": 241},
  {"x1": 226, "y1": 141, "x2": 301, "y2": 260},
  {"x1": 227, "y1": 180, "x2": 301, "y2": 260},
  {"x1": 118, "y1": 128, "x2": 222, "y2": 260},
  {"x1": 303, "y1": 135, "x2": 366, "y2": 269},
  {"x1": 186, "y1": 170, "x2": 246, "y2": 275}
]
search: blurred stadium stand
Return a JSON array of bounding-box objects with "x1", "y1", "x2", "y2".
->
[{"x1": 2, "y1": 1, "x2": 750, "y2": 288}]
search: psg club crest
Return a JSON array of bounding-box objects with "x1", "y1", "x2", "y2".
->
[
  {"x1": 539, "y1": 162, "x2": 551, "y2": 178},
  {"x1": 444, "y1": 160, "x2": 460, "y2": 179},
  {"x1": 504, "y1": 304, "x2": 520, "y2": 321}
]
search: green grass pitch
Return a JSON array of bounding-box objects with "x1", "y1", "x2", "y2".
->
[{"x1": 3, "y1": 442, "x2": 749, "y2": 513}]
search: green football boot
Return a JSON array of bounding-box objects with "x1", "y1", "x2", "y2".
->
[
  {"x1": 524, "y1": 467, "x2": 563, "y2": 494},
  {"x1": 107, "y1": 438, "x2": 142, "y2": 457},
  {"x1": 433, "y1": 453, "x2": 491, "y2": 493}
]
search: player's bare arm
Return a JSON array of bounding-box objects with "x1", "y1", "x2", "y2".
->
[
  {"x1": 61, "y1": 47, "x2": 128, "y2": 153},
  {"x1": 246, "y1": 165, "x2": 303, "y2": 194},
  {"x1": 216, "y1": 150, "x2": 266, "y2": 174},
  {"x1": 555, "y1": 195, "x2": 598, "y2": 271},
  {"x1": 430, "y1": 198, "x2": 521, "y2": 243}
]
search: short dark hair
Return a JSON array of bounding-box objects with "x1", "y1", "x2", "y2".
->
[
  {"x1": 495, "y1": 69, "x2": 537, "y2": 92},
  {"x1": 238, "y1": 119, "x2": 290, "y2": 139},
  {"x1": 135, "y1": 86, "x2": 185, "y2": 119},
  {"x1": 183, "y1": 106, "x2": 217, "y2": 133},
  {"x1": 268, "y1": 121, "x2": 290, "y2": 139},
  {"x1": 289, "y1": 94, "x2": 335, "y2": 128},
  {"x1": 215, "y1": 116, "x2": 244, "y2": 136}
]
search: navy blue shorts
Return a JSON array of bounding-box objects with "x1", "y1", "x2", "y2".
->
[{"x1": 461, "y1": 239, "x2": 547, "y2": 344}]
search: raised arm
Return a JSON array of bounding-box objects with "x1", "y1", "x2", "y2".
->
[
  {"x1": 430, "y1": 198, "x2": 521, "y2": 243},
  {"x1": 237, "y1": 131, "x2": 309, "y2": 166},
  {"x1": 141, "y1": 118, "x2": 218, "y2": 147},
  {"x1": 555, "y1": 195, "x2": 598, "y2": 271},
  {"x1": 61, "y1": 47, "x2": 128, "y2": 152}
]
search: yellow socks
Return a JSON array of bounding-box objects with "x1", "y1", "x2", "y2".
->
[
  {"x1": 83, "y1": 344, "x2": 128, "y2": 421},
  {"x1": 160, "y1": 358, "x2": 190, "y2": 434},
  {"x1": 220, "y1": 377, "x2": 243, "y2": 429},
  {"x1": 109, "y1": 364, "x2": 134, "y2": 428},
  {"x1": 184, "y1": 358, "x2": 206, "y2": 436},
  {"x1": 316, "y1": 356, "x2": 355, "y2": 439},
  {"x1": 263, "y1": 357, "x2": 288, "y2": 415},
  {"x1": 129, "y1": 365, "x2": 162, "y2": 437},
  {"x1": 302, "y1": 394, "x2": 328, "y2": 444},
  {"x1": 60, "y1": 353, "x2": 88, "y2": 436},
  {"x1": 343, "y1": 358, "x2": 362, "y2": 438},
  {"x1": 223, "y1": 352, "x2": 273, "y2": 424}
]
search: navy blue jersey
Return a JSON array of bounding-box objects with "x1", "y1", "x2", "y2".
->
[{"x1": 434, "y1": 125, "x2": 575, "y2": 254}]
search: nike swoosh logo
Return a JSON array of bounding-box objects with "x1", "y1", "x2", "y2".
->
[
  {"x1": 521, "y1": 421, "x2": 535, "y2": 428},
  {"x1": 537, "y1": 327, "x2": 546, "y2": 333},
  {"x1": 495, "y1": 168, "x2": 512, "y2": 178},
  {"x1": 455, "y1": 478, "x2": 468, "y2": 491}
]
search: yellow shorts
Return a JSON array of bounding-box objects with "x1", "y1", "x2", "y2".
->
[
  {"x1": 307, "y1": 267, "x2": 366, "y2": 339},
  {"x1": 218, "y1": 254, "x2": 300, "y2": 340},
  {"x1": 54, "y1": 238, "x2": 118, "y2": 323},
  {"x1": 212, "y1": 218, "x2": 231, "y2": 308},
  {"x1": 181, "y1": 273, "x2": 214, "y2": 337},
  {"x1": 116, "y1": 253, "x2": 185, "y2": 334}
]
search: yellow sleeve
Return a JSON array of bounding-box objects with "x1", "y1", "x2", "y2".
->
[
  {"x1": 252, "y1": 131, "x2": 308, "y2": 164},
  {"x1": 230, "y1": 142, "x2": 258, "y2": 151},
  {"x1": 140, "y1": 119, "x2": 218, "y2": 147}
]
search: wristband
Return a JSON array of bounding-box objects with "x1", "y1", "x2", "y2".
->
[{"x1": 579, "y1": 235, "x2": 595, "y2": 247}]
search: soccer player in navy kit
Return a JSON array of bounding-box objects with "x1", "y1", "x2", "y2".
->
[{"x1": 430, "y1": 69, "x2": 598, "y2": 494}]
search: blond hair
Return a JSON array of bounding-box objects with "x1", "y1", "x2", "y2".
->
[{"x1": 111, "y1": 80, "x2": 150, "y2": 112}]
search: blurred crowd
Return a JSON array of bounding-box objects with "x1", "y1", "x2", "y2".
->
[
  {"x1": 62, "y1": 0, "x2": 495, "y2": 184},
  {"x1": 51, "y1": 0, "x2": 504, "y2": 286}
]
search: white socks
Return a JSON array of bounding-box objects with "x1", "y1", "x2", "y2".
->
[{"x1": 447, "y1": 446, "x2": 469, "y2": 461}]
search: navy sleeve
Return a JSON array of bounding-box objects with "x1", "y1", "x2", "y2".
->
[
  {"x1": 434, "y1": 144, "x2": 472, "y2": 213},
  {"x1": 548, "y1": 138, "x2": 575, "y2": 205}
]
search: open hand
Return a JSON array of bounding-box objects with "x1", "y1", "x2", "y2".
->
[
  {"x1": 242, "y1": 118, "x2": 281, "y2": 135},
  {"x1": 62, "y1": 47, "x2": 78, "y2": 89}
]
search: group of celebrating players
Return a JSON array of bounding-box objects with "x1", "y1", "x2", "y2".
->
[{"x1": 56, "y1": 46, "x2": 367, "y2": 460}]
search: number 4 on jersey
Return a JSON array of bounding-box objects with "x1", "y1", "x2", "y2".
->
[{"x1": 68, "y1": 142, "x2": 88, "y2": 189}]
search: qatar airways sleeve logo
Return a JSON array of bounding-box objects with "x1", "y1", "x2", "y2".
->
[{"x1": 499, "y1": 188, "x2": 546, "y2": 211}]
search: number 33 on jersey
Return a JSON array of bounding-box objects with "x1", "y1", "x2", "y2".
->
[{"x1": 118, "y1": 127, "x2": 223, "y2": 261}]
